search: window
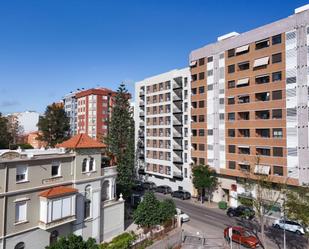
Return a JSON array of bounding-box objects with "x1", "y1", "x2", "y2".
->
[
  {"x1": 89, "y1": 158, "x2": 95, "y2": 171},
  {"x1": 239, "y1": 164, "x2": 250, "y2": 172},
  {"x1": 272, "y1": 71, "x2": 282, "y2": 82},
  {"x1": 199, "y1": 58, "x2": 205, "y2": 66},
  {"x1": 51, "y1": 162, "x2": 60, "y2": 177},
  {"x1": 273, "y1": 166, "x2": 283, "y2": 176},
  {"x1": 255, "y1": 74, "x2": 270, "y2": 84},
  {"x1": 82, "y1": 158, "x2": 87, "y2": 172},
  {"x1": 16, "y1": 166, "x2": 27, "y2": 182},
  {"x1": 228, "y1": 129, "x2": 235, "y2": 137},
  {"x1": 228, "y1": 80, "x2": 235, "y2": 89},
  {"x1": 199, "y1": 129, "x2": 205, "y2": 136},
  {"x1": 207, "y1": 70, "x2": 213, "y2": 77},
  {"x1": 228, "y1": 145, "x2": 236, "y2": 153},
  {"x1": 272, "y1": 90, "x2": 282, "y2": 100},
  {"x1": 273, "y1": 147, "x2": 283, "y2": 157},
  {"x1": 228, "y1": 64, "x2": 235, "y2": 73},
  {"x1": 198, "y1": 101, "x2": 204, "y2": 108},
  {"x1": 273, "y1": 128, "x2": 283, "y2": 138},
  {"x1": 199, "y1": 144, "x2": 205, "y2": 151},
  {"x1": 238, "y1": 112, "x2": 250, "y2": 120},
  {"x1": 255, "y1": 38, "x2": 270, "y2": 50},
  {"x1": 256, "y1": 129, "x2": 270, "y2": 138},
  {"x1": 238, "y1": 61, "x2": 250, "y2": 71},
  {"x1": 272, "y1": 34, "x2": 282, "y2": 45},
  {"x1": 238, "y1": 95, "x2": 250, "y2": 104},
  {"x1": 199, "y1": 158, "x2": 205, "y2": 165},
  {"x1": 272, "y1": 53, "x2": 282, "y2": 64},
  {"x1": 192, "y1": 101, "x2": 197, "y2": 108},
  {"x1": 199, "y1": 72, "x2": 205, "y2": 80},
  {"x1": 228, "y1": 97, "x2": 235, "y2": 105},
  {"x1": 192, "y1": 143, "x2": 197, "y2": 150},
  {"x1": 207, "y1": 56, "x2": 213, "y2": 63},
  {"x1": 207, "y1": 84, "x2": 213, "y2": 91},
  {"x1": 228, "y1": 49, "x2": 235, "y2": 58},
  {"x1": 239, "y1": 129, "x2": 250, "y2": 137},
  {"x1": 207, "y1": 129, "x2": 213, "y2": 136},
  {"x1": 239, "y1": 147, "x2": 250, "y2": 155},
  {"x1": 192, "y1": 88, "x2": 197, "y2": 95},
  {"x1": 228, "y1": 113, "x2": 235, "y2": 121},
  {"x1": 84, "y1": 185, "x2": 91, "y2": 219},
  {"x1": 199, "y1": 86, "x2": 205, "y2": 94},
  {"x1": 198, "y1": 115, "x2": 205, "y2": 122},
  {"x1": 272, "y1": 109, "x2": 282, "y2": 119},
  {"x1": 256, "y1": 147, "x2": 270, "y2": 156},
  {"x1": 255, "y1": 92, "x2": 270, "y2": 102},
  {"x1": 192, "y1": 115, "x2": 197, "y2": 122},
  {"x1": 192, "y1": 130, "x2": 197, "y2": 136},
  {"x1": 14, "y1": 242, "x2": 25, "y2": 249},
  {"x1": 228, "y1": 161, "x2": 236, "y2": 169},
  {"x1": 15, "y1": 201, "x2": 27, "y2": 223},
  {"x1": 256, "y1": 110, "x2": 270, "y2": 120},
  {"x1": 192, "y1": 74, "x2": 197, "y2": 81}
]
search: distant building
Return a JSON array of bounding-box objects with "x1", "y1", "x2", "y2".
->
[
  {"x1": 63, "y1": 90, "x2": 81, "y2": 136},
  {"x1": 0, "y1": 134, "x2": 124, "y2": 249},
  {"x1": 7, "y1": 111, "x2": 40, "y2": 134},
  {"x1": 26, "y1": 131, "x2": 47, "y2": 149}
]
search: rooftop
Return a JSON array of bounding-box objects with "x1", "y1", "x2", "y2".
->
[
  {"x1": 56, "y1": 133, "x2": 106, "y2": 149},
  {"x1": 39, "y1": 186, "x2": 78, "y2": 198}
]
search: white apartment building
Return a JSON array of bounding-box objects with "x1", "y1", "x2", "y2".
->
[
  {"x1": 63, "y1": 91, "x2": 81, "y2": 136},
  {"x1": 135, "y1": 68, "x2": 193, "y2": 193}
]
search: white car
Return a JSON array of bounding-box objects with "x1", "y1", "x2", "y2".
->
[
  {"x1": 176, "y1": 208, "x2": 190, "y2": 222},
  {"x1": 273, "y1": 219, "x2": 305, "y2": 235}
]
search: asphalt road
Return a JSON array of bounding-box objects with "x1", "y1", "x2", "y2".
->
[{"x1": 155, "y1": 193, "x2": 308, "y2": 249}]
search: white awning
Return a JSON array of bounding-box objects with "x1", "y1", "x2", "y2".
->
[
  {"x1": 255, "y1": 74, "x2": 269, "y2": 79},
  {"x1": 236, "y1": 78, "x2": 249, "y2": 86},
  {"x1": 253, "y1": 57, "x2": 269, "y2": 68},
  {"x1": 256, "y1": 146, "x2": 270, "y2": 150},
  {"x1": 190, "y1": 60, "x2": 197, "y2": 67},
  {"x1": 235, "y1": 45, "x2": 249, "y2": 54},
  {"x1": 254, "y1": 165, "x2": 270, "y2": 175},
  {"x1": 238, "y1": 145, "x2": 250, "y2": 149},
  {"x1": 239, "y1": 161, "x2": 250, "y2": 166}
]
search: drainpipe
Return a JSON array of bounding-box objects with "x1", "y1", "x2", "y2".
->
[{"x1": 2, "y1": 165, "x2": 8, "y2": 249}]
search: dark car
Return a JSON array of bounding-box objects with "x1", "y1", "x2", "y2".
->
[
  {"x1": 156, "y1": 185, "x2": 172, "y2": 194},
  {"x1": 171, "y1": 190, "x2": 191, "y2": 200},
  {"x1": 224, "y1": 226, "x2": 259, "y2": 248},
  {"x1": 227, "y1": 205, "x2": 255, "y2": 220},
  {"x1": 142, "y1": 181, "x2": 156, "y2": 191},
  {"x1": 132, "y1": 180, "x2": 144, "y2": 192}
]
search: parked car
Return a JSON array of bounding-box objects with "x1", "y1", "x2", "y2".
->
[
  {"x1": 142, "y1": 181, "x2": 156, "y2": 191},
  {"x1": 226, "y1": 205, "x2": 255, "y2": 220},
  {"x1": 273, "y1": 219, "x2": 305, "y2": 235},
  {"x1": 155, "y1": 185, "x2": 172, "y2": 194},
  {"x1": 224, "y1": 226, "x2": 259, "y2": 248},
  {"x1": 171, "y1": 190, "x2": 191, "y2": 200},
  {"x1": 176, "y1": 208, "x2": 190, "y2": 222},
  {"x1": 132, "y1": 180, "x2": 144, "y2": 192}
]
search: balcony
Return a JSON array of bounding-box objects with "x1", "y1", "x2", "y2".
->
[
  {"x1": 173, "y1": 77, "x2": 183, "y2": 89},
  {"x1": 173, "y1": 117, "x2": 182, "y2": 126},
  {"x1": 139, "y1": 89, "x2": 145, "y2": 96},
  {"x1": 173, "y1": 152, "x2": 183, "y2": 163},
  {"x1": 101, "y1": 166, "x2": 117, "y2": 177},
  {"x1": 38, "y1": 187, "x2": 77, "y2": 230},
  {"x1": 139, "y1": 100, "x2": 145, "y2": 106},
  {"x1": 139, "y1": 110, "x2": 145, "y2": 117},
  {"x1": 173, "y1": 170, "x2": 183, "y2": 180},
  {"x1": 173, "y1": 105, "x2": 182, "y2": 113},
  {"x1": 139, "y1": 121, "x2": 145, "y2": 127},
  {"x1": 173, "y1": 141, "x2": 183, "y2": 150},
  {"x1": 173, "y1": 128, "x2": 182, "y2": 138},
  {"x1": 173, "y1": 93, "x2": 183, "y2": 101}
]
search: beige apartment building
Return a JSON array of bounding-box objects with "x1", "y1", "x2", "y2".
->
[
  {"x1": 189, "y1": 5, "x2": 309, "y2": 207},
  {"x1": 0, "y1": 134, "x2": 124, "y2": 249}
]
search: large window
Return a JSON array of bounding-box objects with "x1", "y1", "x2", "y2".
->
[
  {"x1": 228, "y1": 64, "x2": 235, "y2": 74},
  {"x1": 16, "y1": 166, "x2": 28, "y2": 183},
  {"x1": 272, "y1": 109, "x2": 282, "y2": 119},
  {"x1": 272, "y1": 34, "x2": 282, "y2": 45},
  {"x1": 272, "y1": 53, "x2": 282, "y2": 64},
  {"x1": 273, "y1": 147, "x2": 283, "y2": 157},
  {"x1": 238, "y1": 61, "x2": 250, "y2": 71},
  {"x1": 272, "y1": 71, "x2": 282, "y2": 82},
  {"x1": 255, "y1": 38, "x2": 270, "y2": 50},
  {"x1": 273, "y1": 128, "x2": 283, "y2": 138},
  {"x1": 15, "y1": 201, "x2": 27, "y2": 223}
]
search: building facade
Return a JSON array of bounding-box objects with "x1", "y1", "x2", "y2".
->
[
  {"x1": 189, "y1": 5, "x2": 309, "y2": 206},
  {"x1": 135, "y1": 68, "x2": 193, "y2": 193},
  {"x1": 63, "y1": 91, "x2": 81, "y2": 136},
  {"x1": 0, "y1": 134, "x2": 124, "y2": 249},
  {"x1": 6, "y1": 111, "x2": 40, "y2": 135}
]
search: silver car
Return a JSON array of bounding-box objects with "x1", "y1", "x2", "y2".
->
[{"x1": 273, "y1": 219, "x2": 305, "y2": 235}]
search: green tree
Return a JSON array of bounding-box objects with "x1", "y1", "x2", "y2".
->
[
  {"x1": 37, "y1": 103, "x2": 70, "y2": 147},
  {"x1": 100, "y1": 232, "x2": 137, "y2": 249},
  {"x1": 133, "y1": 192, "x2": 161, "y2": 228},
  {"x1": 0, "y1": 113, "x2": 12, "y2": 149},
  {"x1": 159, "y1": 199, "x2": 176, "y2": 224},
  {"x1": 286, "y1": 185, "x2": 309, "y2": 232},
  {"x1": 105, "y1": 83, "x2": 134, "y2": 198},
  {"x1": 46, "y1": 234, "x2": 99, "y2": 249},
  {"x1": 192, "y1": 164, "x2": 218, "y2": 204}
]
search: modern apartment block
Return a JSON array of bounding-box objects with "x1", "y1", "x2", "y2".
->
[
  {"x1": 64, "y1": 88, "x2": 118, "y2": 140},
  {"x1": 135, "y1": 68, "x2": 193, "y2": 193},
  {"x1": 0, "y1": 134, "x2": 124, "y2": 249},
  {"x1": 189, "y1": 5, "x2": 309, "y2": 207}
]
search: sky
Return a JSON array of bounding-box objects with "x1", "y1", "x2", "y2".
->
[{"x1": 0, "y1": 0, "x2": 308, "y2": 114}]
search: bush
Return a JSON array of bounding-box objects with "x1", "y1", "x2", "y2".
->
[{"x1": 100, "y1": 232, "x2": 137, "y2": 249}]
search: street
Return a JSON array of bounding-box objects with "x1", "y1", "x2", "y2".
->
[{"x1": 155, "y1": 193, "x2": 308, "y2": 249}]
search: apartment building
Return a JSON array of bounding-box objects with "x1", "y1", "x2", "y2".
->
[
  {"x1": 0, "y1": 134, "x2": 124, "y2": 249},
  {"x1": 189, "y1": 5, "x2": 309, "y2": 207},
  {"x1": 6, "y1": 111, "x2": 40, "y2": 134},
  {"x1": 64, "y1": 88, "x2": 118, "y2": 140},
  {"x1": 135, "y1": 68, "x2": 193, "y2": 193}
]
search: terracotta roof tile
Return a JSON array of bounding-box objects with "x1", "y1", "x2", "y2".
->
[
  {"x1": 39, "y1": 186, "x2": 78, "y2": 198},
  {"x1": 56, "y1": 134, "x2": 106, "y2": 149}
]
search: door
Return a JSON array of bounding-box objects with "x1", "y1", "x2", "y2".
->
[{"x1": 232, "y1": 229, "x2": 241, "y2": 242}]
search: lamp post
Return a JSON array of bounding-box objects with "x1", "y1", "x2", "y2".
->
[{"x1": 281, "y1": 196, "x2": 286, "y2": 249}]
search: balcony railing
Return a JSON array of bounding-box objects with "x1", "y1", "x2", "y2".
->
[
  {"x1": 101, "y1": 166, "x2": 117, "y2": 176},
  {"x1": 173, "y1": 106, "x2": 182, "y2": 113},
  {"x1": 173, "y1": 82, "x2": 183, "y2": 89}
]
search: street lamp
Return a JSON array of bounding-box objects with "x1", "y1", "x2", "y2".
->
[{"x1": 281, "y1": 196, "x2": 286, "y2": 249}]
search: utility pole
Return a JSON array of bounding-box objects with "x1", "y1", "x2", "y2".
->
[{"x1": 282, "y1": 196, "x2": 286, "y2": 249}]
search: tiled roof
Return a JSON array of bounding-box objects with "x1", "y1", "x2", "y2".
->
[
  {"x1": 39, "y1": 186, "x2": 78, "y2": 198},
  {"x1": 56, "y1": 134, "x2": 106, "y2": 149}
]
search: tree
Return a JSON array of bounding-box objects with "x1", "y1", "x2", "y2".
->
[
  {"x1": 104, "y1": 83, "x2": 134, "y2": 198},
  {"x1": 159, "y1": 199, "x2": 176, "y2": 224},
  {"x1": 0, "y1": 113, "x2": 12, "y2": 149},
  {"x1": 37, "y1": 103, "x2": 70, "y2": 147},
  {"x1": 6, "y1": 115, "x2": 24, "y2": 145},
  {"x1": 286, "y1": 185, "x2": 309, "y2": 232},
  {"x1": 46, "y1": 234, "x2": 99, "y2": 249},
  {"x1": 133, "y1": 191, "x2": 161, "y2": 229},
  {"x1": 192, "y1": 164, "x2": 218, "y2": 204},
  {"x1": 100, "y1": 232, "x2": 137, "y2": 249}
]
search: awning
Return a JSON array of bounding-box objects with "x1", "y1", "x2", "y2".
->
[
  {"x1": 238, "y1": 94, "x2": 249, "y2": 98},
  {"x1": 238, "y1": 145, "x2": 250, "y2": 149},
  {"x1": 254, "y1": 165, "x2": 271, "y2": 175},
  {"x1": 256, "y1": 146, "x2": 270, "y2": 150},
  {"x1": 235, "y1": 44, "x2": 249, "y2": 54},
  {"x1": 236, "y1": 78, "x2": 249, "y2": 86},
  {"x1": 255, "y1": 74, "x2": 269, "y2": 79},
  {"x1": 190, "y1": 60, "x2": 197, "y2": 67},
  {"x1": 254, "y1": 57, "x2": 269, "y2": 68},
  {"x1": 238, "y1": 161, "x2": 250, "y2": 165}
]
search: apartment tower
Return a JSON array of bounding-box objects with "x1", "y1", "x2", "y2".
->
[
  {"x1": 189, "y1": 5, "x2": 309, "y2": 207},
  {"x1": 135, "y1": 68, "x2": 193, "y2": 193}
]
